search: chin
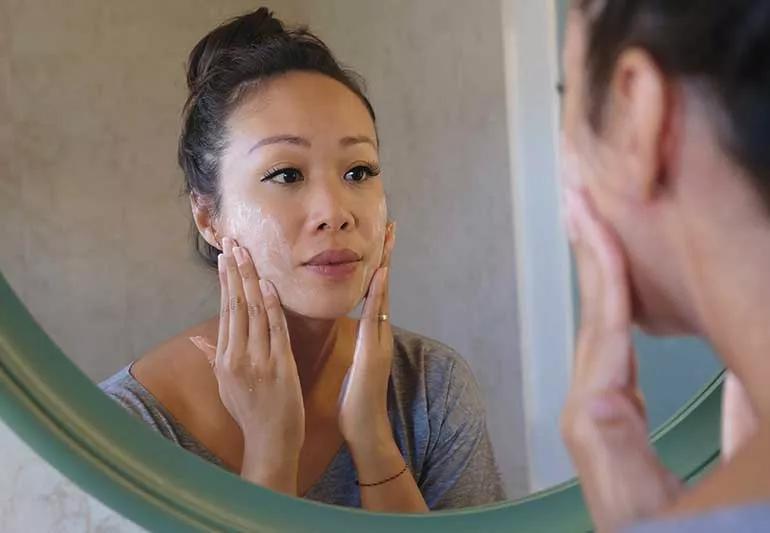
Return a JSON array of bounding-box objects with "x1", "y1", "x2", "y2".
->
[
  {"x1": 632, "y1": 291, "x2": 694, "y2": 337},
  {"x1": 635, "y1": 318, "x2": 683, "y2": 337},
  {"x1": 281, "y1": 290, "x2": 362, "y2": 321}
]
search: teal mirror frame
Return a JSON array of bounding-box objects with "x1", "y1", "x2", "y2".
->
[{"x1": 0, "y1": 272, "x2": 723, "y2": 532}]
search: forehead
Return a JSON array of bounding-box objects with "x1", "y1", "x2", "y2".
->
[{"x1": 227, "y1": 71, "x2": 376, "y2": 142}]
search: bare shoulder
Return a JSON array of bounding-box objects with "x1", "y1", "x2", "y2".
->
[{"x1": 131, "y1": 318, "x2": 220, "y2": 419}]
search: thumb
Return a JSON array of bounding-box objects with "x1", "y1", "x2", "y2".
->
[
  {"x1": 189, "y1": 336, "x2": 217, "y2": 367},
  {"x1": 337, "y1": 367, "x2": 353, "y2": 410}
]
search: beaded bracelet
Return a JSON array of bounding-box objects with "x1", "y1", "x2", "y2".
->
[{"x1": 355, "y1": 463, "x2": 409, "y2": 487}]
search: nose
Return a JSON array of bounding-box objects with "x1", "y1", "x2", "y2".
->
[{"x1": 306, "y1": 179, "x2": 356, "y2": 234}]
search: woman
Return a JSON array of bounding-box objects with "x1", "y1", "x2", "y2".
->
[
  {"x1": 100, "y1": 8, "x2": 504, "y2": 512},
  {"x1": 559, "y1": 0, "x2": 770, "y2": 531}
]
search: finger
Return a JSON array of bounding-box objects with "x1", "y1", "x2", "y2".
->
[
  {"x1": 224, "y1": 238, "x2": 248, "y2": 364},
  {"x1": 588, "y1": 390, "x2": 648, "y2": 435},
  {"x1": 379, "y1": 221, "x2": 396, "y2": 269},
  {"x1": 572, "y1": 188, "x2": 631, "y2": 331},
  {"x1": 566, "y1": 187, "x2": 604, "y2": 329},
  {"x1": 576, "y1": 331, "x2": 637, "y2": 403},
  {"x1": 379, "y1": 222, "x2": 395, "y2": 317},
  {"x1": 260, "y1": 280, "x2": 293, "y2": 366},
  {"x1": 233, "y1": 245, "x2": 269, "y2": 364},
  {"x1": 359, "y1": 267, "x2": 388, "y2": 347},
  {"x1": 379, "y1": 264, "x2": 393, "y2": 350},
  {"x1": 569, "y1": 188, "x2": 632, "y2": 388},
  {"x1": 627, "y1": 351, "x2": 647, "y2": 417},
  {"x1": 379, "y1": 268, "x2": 393, "y2": 355},
  {"x1": 215, "y1": 253, "x2": 229, "y2": 369}
]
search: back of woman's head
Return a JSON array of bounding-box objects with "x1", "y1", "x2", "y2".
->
[
  {"x1": 178, "y1": 7, "x2": 376, "y2": 268},
  {"x1": 578, "y1": 0, "x2": 770, "y2": 199}
]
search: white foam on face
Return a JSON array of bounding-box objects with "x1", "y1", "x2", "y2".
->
[
  {"x1": 358, "y1": 197, "x2": 389, "y2": 300},
  {"x1": 222, "y1": 201, "x2": 302, "y2": 297},
  {"x1": 220, "y1": 193, "x2": 389, "y2": 317}
]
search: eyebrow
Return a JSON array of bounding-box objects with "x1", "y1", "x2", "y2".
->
[
  {"x1": 247, "y1": 134, "x2": 377, "y2": 154},
  {"x1": 248, "y1": 135, "x2": 310, "y2": 154},
  {"x1": 339, "y1": 135, "x2": 377, "y2": 149}
]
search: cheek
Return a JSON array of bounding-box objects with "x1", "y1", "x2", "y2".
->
[{"x1": 221, "y1": 201, "x2": 293, "y2": 278}]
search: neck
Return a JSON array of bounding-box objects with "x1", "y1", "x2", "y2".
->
[
  {"x1": 284, "y1": 311, "x2": 345, "y2": 392},
  {"x1": 680, "y1": 173, "x2": 770, "y2": 418}
]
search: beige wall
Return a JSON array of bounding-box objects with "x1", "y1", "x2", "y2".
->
[
  {"x1": 0, "y1": 0, "x2": 529, "y2": 510},
  {"x1": 266, "y1": 0, "x2": 528, "y2": 498},
  {"x1": 0, "y1": 0, "x2": 248, "y2": 381}
]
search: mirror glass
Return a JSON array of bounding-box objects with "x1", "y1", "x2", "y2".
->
[{"x1": 0, "y1": 0, "x2": 722, "y2": 520}]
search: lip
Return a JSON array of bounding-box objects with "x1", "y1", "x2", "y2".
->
[
  {"x1": 303, "y1": 249, "x2": 362, "y2": 281},
  {"x1": 304, "y1": 249, "x2": 361, "y2": 266}
]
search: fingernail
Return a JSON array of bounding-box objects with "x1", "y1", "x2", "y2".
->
[{"x1": 217, "y1": 254, "x2": 224, "y2": 272}]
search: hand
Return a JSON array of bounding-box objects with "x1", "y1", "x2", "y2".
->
[
  {"x1": 189, "y1": 237, "x2": 304, "y2": 494},
  {"x1": 560, "y1": 188, "x2": 681, "y2": 533},
  {"x1": 339, "y1": 223, "x2": 396, "y2": 451}
]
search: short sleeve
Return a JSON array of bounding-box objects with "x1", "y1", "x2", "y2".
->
[
  {"x1": 99, "y1": 368, "x2": 185, "y2": 444},
  {"x1": 418, "y1": 355, "x2": 506, "y2": 509}
]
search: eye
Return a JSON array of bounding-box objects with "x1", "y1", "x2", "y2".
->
[
  {"x1": 344, "y1": 164, "x2": 381, "y2": 183},
  {"x1": 262, "y1": 167, "x2": 304, "y2": 184}
]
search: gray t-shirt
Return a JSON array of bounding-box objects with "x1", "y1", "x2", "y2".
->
[
  {"x1": 625, "y1": 503, "x2": 770, "y2": 533},
  {"x1": 99, "y1": 328, "x2": 506, "y2": 510}
]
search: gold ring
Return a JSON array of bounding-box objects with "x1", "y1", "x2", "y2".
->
[{"x1": 377, "y1": 314, "x2": 389, "y2": 322}]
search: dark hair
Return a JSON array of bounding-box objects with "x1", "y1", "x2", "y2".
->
[
  {"x1": 178, "y1": 8, "x2": 377, "y2": 269},
  {"x1": 577, "y1": 0, "x2": 770, "y2": 197}
]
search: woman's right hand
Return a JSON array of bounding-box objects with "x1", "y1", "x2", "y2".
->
[{"x1": 191, "y1": 237, "x2": 305, "y2": 495}]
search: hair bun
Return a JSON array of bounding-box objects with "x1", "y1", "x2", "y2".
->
[
  {"x1": 186, "y1": 7, "x2": 285, "y2": 92},
  {"x1": 228, "y1": 7, "x2": 284, "y2": 48}
]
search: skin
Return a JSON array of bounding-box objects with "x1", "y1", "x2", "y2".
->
[
  {"x1": 560, "y1": 6, "x2": 770, "y2": 532},
  {"x1": 132, "y1": 71, "x2": 428, "y2": 512}
]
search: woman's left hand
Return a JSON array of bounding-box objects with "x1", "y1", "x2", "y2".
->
[
  {"x1": 560, "y1": 187, "x2": 682, "y2": 532},
  {"x1": 338, "y1": 223, "x2": 428, "y2": 513},
  {"x1": 338, "y1": 223, "x2": 396, "y2": 448}
]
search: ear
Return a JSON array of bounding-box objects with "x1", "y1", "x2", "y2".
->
[
  {"x1": 605, "y1": 48, "x2": 669, "y2": 202},
  {"x1": 190, "y1": 193, "x2": 221, "y2": 251}
]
